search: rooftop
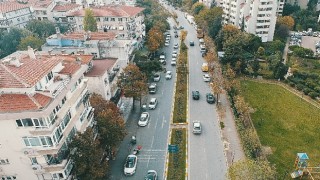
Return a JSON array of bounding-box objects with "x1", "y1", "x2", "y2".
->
[
  {"x1": 0, "y1": 1, "x2": 30, "y2": 13},
  {"x1": 53, "y1": 3, "x2": 81, "y2": 12},
  {"x1": 61, "y1": 32, "x2": 117, "y2": 40},
  {"x1": 67, "y1": 5, "x2": 144, "y2": 17},
  {"x1": 85, "y1": 59, "x2": 117, "y2": 77}
]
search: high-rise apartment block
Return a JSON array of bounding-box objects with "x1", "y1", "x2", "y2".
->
[{"x1": 222, "y1": 0, "x2": 285, "y2": 42}]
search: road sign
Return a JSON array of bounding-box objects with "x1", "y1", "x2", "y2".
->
[{"x1": 168, "y1": 144, "x2": 179, "y2": 153}]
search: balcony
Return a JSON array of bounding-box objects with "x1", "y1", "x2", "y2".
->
[
  {"x1": 42, "y1": 147, "x2": 70, "y2": 172},
  {"x1": 40, "y1": 75, "x2": 70, "y2": 98}
]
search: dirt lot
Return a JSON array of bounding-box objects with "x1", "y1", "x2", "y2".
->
[{"x1": 301, "y1": 36, "x2": 320, "y2": 52}]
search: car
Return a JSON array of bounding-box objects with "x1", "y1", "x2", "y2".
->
[
  {"x1": 124, "y1": 154, "x2": 138, "y2": 176},
  {"x1": 165, "y1": 41, "x2": 170, "y2": 46},
  {"x1": 159, "y1": 55, "x2": 166, "y2": 65},
  {"x1": 153, "y1": 73, "x2": 161, "y2": 82},
  {"x1": 206, "y1": 93, "x2": 215, "y2": 104},
  {"x1": 171, "y1": 58, "x2": 176, "y2": 66},
  {"x1": 192, "y1": 121, "x2": 202, "y2": 134},
  {"x1": 173, "y1": 43, "x2": 179, "y2": 49},
  {"x1": 174, "y1": 30, "x2": 177, "y2": 33},
  {"x1": 138, "y1": 112, "x2": 150, "y2": 126},
  {"x1": 149, "y1": 98, "x2": 158, "y2": 109},
  {"x1": 179, "y1": 26, "x2": 184, "y2": 29},
  {"x1": 173, "y1": 25, "x2": 177, "y2": 30},
  {"x1": 203, "y1": 74, "x2": 210, "y2": 82},
  {"x1": 165, "y1": 71, "x2": 172, "y2": 79},
  {"x1": 192, "y1": 91, "x2": 200, "y2": 100},
  {"x1": 189, "y1": 41, "x2": 194, "y2": 46},
  {"x1": 175, "y1": 34, "x2": 179, "y2": 38},
  {"x1": 172, "y1": 53, "x2": 177, "y2": 58},
  {"x1": 145, "y1": 170, "x2": 157, "y2": 180}
]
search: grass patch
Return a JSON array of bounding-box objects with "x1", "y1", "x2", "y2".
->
[
  {"x1": 167, "y1": 128, "x2": 186, "y2": 180},
  {"x1": 240, "y1": 80, "x2": 320, "y2": 177},
  {"x1": 172, "y1": 37, "x2": 188, "y2": 123}
]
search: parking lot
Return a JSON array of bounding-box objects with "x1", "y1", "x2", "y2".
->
[{"x1": 301, "y1": 36, "x2": 320, "y2": 52}]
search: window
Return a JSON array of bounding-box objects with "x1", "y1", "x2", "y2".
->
[
  {"x1": 0, "y1": 158, "x2": 9, "y2": 165},
  {"x1": 62, "y1": 96, "x2": 67, "y2": 105},
  {"x1": 111, "y1": 18, "x2": 115, "y2": 21},
  {"x1": 30, "y1": 157, "x2": 38, "y2": 165},
  {"x1": 118, "y1": 18, "x2": 122, "y2": 22},
  {"x1": 23, "y1": 136, "x2": 52, "y2": 147},
  {"x1": 1, "y1": 176, "x2": 16, "y2": 180},
  {"x1": 104, "y1": 17, "x2": 109, "y2": 21},
  {"x1": 47, "y1": 71, "x2": 53, "y2": 81}
]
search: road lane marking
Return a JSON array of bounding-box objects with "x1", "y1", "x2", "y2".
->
[{"x1": 161, "y1": 115, "x2": 165, "y2": 128}]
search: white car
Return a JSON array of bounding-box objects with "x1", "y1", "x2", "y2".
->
[
  {"x1": 165, "y1": 40, "x2": 170, "y2": 46},
  {"x1": 154, "y1": 73, "x2": 161, "y2": 82},
  {"x1": 171, "y1": 59, "x2": 176, "y2": 66},
  {"x1": 192, "y1": 121, "x2": 202, "y2": 134},
  {"x1": 149, "y1": 98, "x2": 158, "y2": 109},
  {"x1": 124, "y1": 154, "x2": 138, "y2": 176},
  {"x1": 203, "y1": 74, "x2": 210, "y2": 82},
  {"x1": 165, "y1": 71, "x2": 172, "y2": 79},
  {"x1": 138, "y1": 112, "x2": 150, "y2": 127},
  {"x1": 173, "y1": 43, "x2": 179, "y2": 49}
]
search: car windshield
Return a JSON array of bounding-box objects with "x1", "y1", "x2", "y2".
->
[
  {"x1": 145, "y1": 174, "x2": 155, "y2": 180},
  {"x1": 126, "y1": 157, "x2": 136, "y2": 168},
  {"x1": 150, "y1": 101, "x2": 155, "y2": 105},
  {"x1": 140, "y1": 114, "x2": 148, "y2": 121}
]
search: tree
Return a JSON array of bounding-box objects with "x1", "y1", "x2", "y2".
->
[
  {"x1": 90, "y1": 93, "x2": 127, "y2": 150},
  {"x1": 146, "y1": 27, "x2": 164, "y2": 53},
  {"x1": 256, "y1": 47, "x2": 265, "y2": 58},
  {"x1": 251, "y1": 59, "x2": 260, "y2": 77},
  {"x1": 282, "y1": 3, "x2": 300, "y2": 16},
  {"x1": 277, "y1": 16, "x2": 295, "y2": 30},
  {"x1": 273, "y1": 61, "x2": 288, "y2": 80},
  {"x1": 18, "y1": 36, "x2": 44, "y2": 50},
  {"x1": 136, "y1": 60, "x2": 162, "y2": 78},
  {"x1": 83, "y1": 9, "x2": 98, "y2": 32},
  {"x1": 228, "y1": 159, "x2": 276, "y2": 180},
  {"x1": 192, "y1": 2, "x2": 206, "y2": 15},
  {"x1": 69, "y1": 128, "x2": 108, "y2": 180},
  {"x1": 117, "y1": 64, "x2": 148, "y2": 106},
  {"x1": 26, "y1": 20, "x2": 56, "y2": 39},
  {"x1": 274, "y1": 24, "x2": 289, "y2": 41}
]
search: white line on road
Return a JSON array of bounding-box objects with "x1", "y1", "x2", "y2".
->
[{"x1": 161, "y1": 115, "x2": 165, "y2": 128}]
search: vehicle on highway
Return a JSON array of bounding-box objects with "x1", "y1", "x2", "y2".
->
[
  {"x1": 192, "y1": 121, "x2": 202, "y2": 134},
  {"x1": 171, "y1": 58, "x2": 176, "y2": 66},
  {"x1": 206, "y1": 93, "x2": 215, "y2": 104},
  {"x1": 189, "y1": 41, "x2": 194, "y2": 46},
  {"x1": 174, "y1": 43, "x2": 179, "y2": 49},
  {"x1": 165, "y1": 71, "x2": 172, "y2": 79},
  {"x1": 149, "y1": 98, "x2": 158, "y2": 109},
  {"x1": 201, "y1": 63, "x2": 208, "y2": 72},
  {"x1": 203, "y1": 74, "x2": 210, "y2": 82},
  {"x1": 138, "y1": 112, "x2": 150, "y2": 126},
  {"x1": 148, "y1": 83, "x2": 157, "y2": 94},
  {"x1": 192, "y1": 91, "x2": 200, "y2": 100},
  {"x1": 153, "y1": 73, "x2": 161, "y2": 82},
  {"x1": 145, "y1": 170, "x2": 157, "y2": 180},
  {"x1": 124, "y1": 154, "x2": 138, "y2": 176}
]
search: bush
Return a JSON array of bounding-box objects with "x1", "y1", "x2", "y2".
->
[
  {"x1": 296, "y1": 84, "x2": 305, "y2": 91},
  {"x1": 308, "y1": 91, "x2": 319, "y2": 99},
  {"x1": 220, "y1": 122, "x2": 225, "y2": 129},
  {"x1": 315, "y1": 86, "x2": 320, "y2": 93},
  {"x1": 303, "y1": 88, "x2": 312, "y2": 95},
  {"x1": 288, "y1": 82, "x2": 295, "y2": 87}
]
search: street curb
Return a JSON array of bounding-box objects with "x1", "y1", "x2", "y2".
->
[{"x1": 215, "y1": 104, "x2": 229, "y2": 168}]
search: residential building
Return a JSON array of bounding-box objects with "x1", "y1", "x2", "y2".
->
[
  {"x1": 222, "y1": 0, "x2": 284, "y2": 42},
  {"x1": 27, "y1": 0, "x2": 56, "y2": 21},
  {"x1": 0, "y1": 1, "x2": 34, "y2": 31},
  {"x1": 83, "y1": 0, "x2": 137, "y2": 6},
  {"x1": 52, "y1": 3, "x2": 82, "y2": 27},
  {"x1": 66, "y1": 5, "x2": 145, "y2": 40},
  {"x1": 0, "y1": 47, "x2": 94, "y2": 180}
]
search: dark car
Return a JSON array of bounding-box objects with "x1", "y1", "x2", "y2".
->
[
  {"x1": 175, "y1": 34, "x2": 179, "y2": 38},
  {"x1": 206, "y1": 93, "x2": 215, "y2": 104},
  {"x1": 145, "y1": 170, "x2": 157, "y2": 180},
  {"x1": 192, "y1": 91, "x2": 200, "y2": 100},
  {"x1": 189, "y1": 41, "x2": 194, "y2": 46},
  {"x1": 179, "y1": 26, "x2": 184, "y2": 29}
]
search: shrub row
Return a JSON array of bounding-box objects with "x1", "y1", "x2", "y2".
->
[{"x1": 286, "y1": 74, "x2": 320, "y2": 99}]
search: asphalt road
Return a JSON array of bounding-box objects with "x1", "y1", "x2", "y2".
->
[
  {"x1": 109, "y1": 18, "x2": 178, "y2": 180},
  {"x1": 168, "y1": 7, "x2": 228, "y2": 180}
]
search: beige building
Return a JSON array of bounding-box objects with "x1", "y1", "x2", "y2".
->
[
  {"x1": 0, "y1": 48, "x2": 95, "y2": 180},
  {"x1": 52, "y1": 3, "x2": 83, "y2": 27}
]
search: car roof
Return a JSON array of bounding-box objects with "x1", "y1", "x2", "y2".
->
[
  {"x1": 193, "y1": 122, "x2": 201, "y2": 127},
  {"x1": 150, "y1": 98, "x2": 157, "y2": 101},
  {"x1": 128, "y1": 154, "x2": 137, "y2": 158},
  {"x1": 141, "y1": 112, "x2": 149, "y2": 117}
]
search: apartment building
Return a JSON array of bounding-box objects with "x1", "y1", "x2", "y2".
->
[
  {"x1": 0, "y1": 48, "x2": 94, "y2": 180},
  {"x1": 222, "y1": 0, "x2": 284, "y2": 42},
  {"x1": 52, "y1": 3, "x2": 82, "y2": 27},
  {"x1": 0, "y1": 1, "x2": 34, "y2": 31},
  {"x1": 66, "y1": 5, "x2": 145, "y2": 40},
  {"x1": 27, "y1": 0, "x2": 56, "y2": 21}
]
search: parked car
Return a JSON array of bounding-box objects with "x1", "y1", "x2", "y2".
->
[
  {"x1": 171, "y1": 58, "x2": 176, "y2": 66},
  {"x1": 179, "y1": 26, "x2": 184, "y2": 29},
  {"x1": 166, "y1": 71, "x2": 172, "y2": 79},
  {"x1": 159, "y1": 55, "x2": 166, "y2": 65},
  {"x1": 174, "y1": 43, "x2": 179, "y2": 49},
  {"x1": 175, "y1": 34, "x2": 179, "y2": 38},
  {"x1": 145, "y1": 170, "x2": 157, "y2": 180},
  {"x1": 149, "y1": 98, "x2": 158, "y2": 110},
  {"x1": 192, "y1": 121, "x2": 202, "y2": 134},
  {"x1": 153, "y1": 73, "x2": 161, "y2": 82},
  {"x1": 203, "y1": 74, "x2": 210, "y2": 82},
  {"x1": 138, "y1": 112, "x2": 150, "y2": 126},
  {"x1": 192, "y1": 91, "x2": 200, "y2": 100},
  {"x1": 165, "y1": 41, "x2": 170, "y2": 46},
  {"x1": 124, "y1": 154, "x2": 138, "y2": 176},
  {"x1": 189, "y1": 41, "x2": 194, "y2": 46},
  {"x1": 206, "y1": 93, "x2": 215, "y2": 104}
]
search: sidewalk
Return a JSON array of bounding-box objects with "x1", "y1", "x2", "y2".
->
[{"x1": 218, "y1": 92, "x2": 246, "y2": 166}]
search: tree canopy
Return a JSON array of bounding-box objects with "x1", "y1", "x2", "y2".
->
[
  {"x1": 146, "y1": 27, "x2": 164, "y2": 52},
  {"x1": 83, "y1": 9, "x2": 98, "y2": 32},
  {"x1": 18, "y1": 35, "x2": 44, "y2": 50},
  {"x1": 26, "y1": 20, "x2": 56, "y2": 39}
]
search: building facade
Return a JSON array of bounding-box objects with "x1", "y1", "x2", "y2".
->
[
  {"x1": 52, "y1": 3, "x2": 83, "y2": 27},
  {"x1": 222, "y1": 0, "x2": 284, "y2": 42},
  {"x1": 0, "y1": 48, "x2": 94, "y2": 180},
  {"x1": 0, "y1": 1, "x2": 34, "y2": 31},
  {"x1": 28, "y1": 0, "x2": 56, "y2": 21},
  {"x1": 66, "y1": 5, "x2": 145, "y2": 40}
]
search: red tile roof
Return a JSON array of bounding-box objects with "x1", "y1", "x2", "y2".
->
[
  {"x1": 0, "y1": 1, "x2": 30, "y2": 13},
  {"x1": 85, "y1": 59, "x2": 117, "y2": 77},
  {"x1": 67, "y1": 6, "x2": 144, "y2": 17},
  {"x1": 53, "y1": 3, "x2": 81, "y2": 12},
  {"x1": 27, "y1": 0, "x2": 53, "y2": 8},
  {"x1": 0, "y1": 93, "x2": 52, "y2": 113},
  {"x1": 62, "y1": 32, "x2": 116, "y2": 40}
]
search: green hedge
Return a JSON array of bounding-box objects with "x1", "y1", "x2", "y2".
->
[{"x1": 167, "y1": 128, "x2": 186, "y2": 180}]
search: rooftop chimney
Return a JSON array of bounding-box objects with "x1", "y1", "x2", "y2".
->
[{"x1": 27, "y1": 46, "x2": 36, "y2": 59}]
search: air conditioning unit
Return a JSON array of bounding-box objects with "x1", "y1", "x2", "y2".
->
[{"x1": 32, "y1": 164, "x2": 42, "y2": 170}]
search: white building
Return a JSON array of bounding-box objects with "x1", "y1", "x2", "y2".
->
[
  {"x1": 222, "y1": 0, "x2": 284, "y2": 42},
  {"x1": 0, "y1": 48, "x2": 95, "y2": 180},
  {"x1": 66, "y1": 5, "x2": 145, "y2": 40},
  {"x1": 27, "y1": 0, "x2": 56, "y2": 21},
  {"x1": 52, "y1": 3, "x2": 83, "y2": 27},
  {"x1": 0, "y1": 1, "x2": 34, "y2": 31}
]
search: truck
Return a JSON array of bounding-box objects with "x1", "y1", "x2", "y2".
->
[{"x1": 197, "y1": 29, "x2": 204, "y2": 39}]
